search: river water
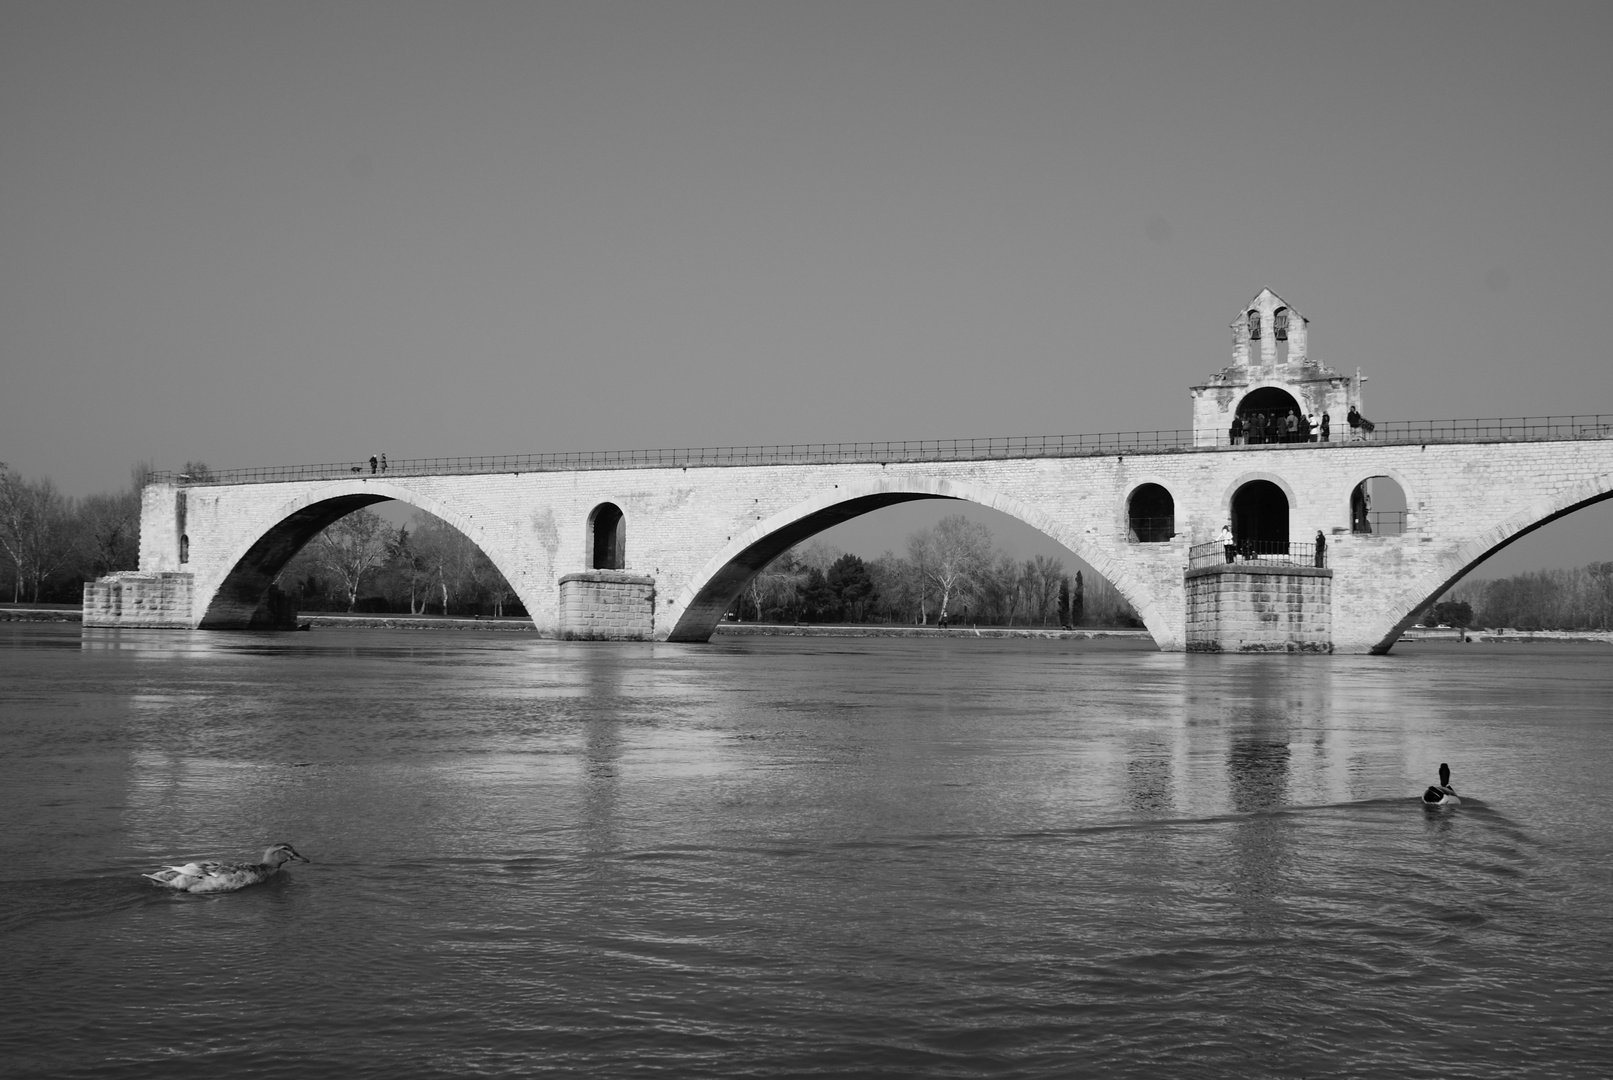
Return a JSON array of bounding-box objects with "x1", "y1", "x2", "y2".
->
[{"x1": 1, "y1": 624, "x2": 1610, "y2": 1078}]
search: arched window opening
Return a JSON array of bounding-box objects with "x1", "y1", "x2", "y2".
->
[
  {"x1": 1232, "y1": 480, "x2": 1289, "y2": 556},
  {"x1": 1235, "y1": 386, "x2": 1306, "y2": 445},
  {"x1": 179, "y1": 535, "x2": 189, "y2": 564},
  {"x1": 1127, "y1": 484, "x2": 1175, "y2": 542},
  {"x1": 1351, "y1": 476, "x2": 1407, "y2": 535},
  {"x1": 1247, "y1": 309, "x2": 1262, "y2": 339},
  {"x1": 589, "y1": 503, "x2": 626, "y2": 570}
]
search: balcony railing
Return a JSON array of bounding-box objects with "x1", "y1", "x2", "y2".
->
[
  {"x1": 1189, "y1": 540, "x2": 1326, "y2": 570},
  {"x1": 147, "y1": 413, "x2": 1612, "y2": 486},
  {"x1": 1127, "y1": 517, "x2": 1177, "y2": 543},
  {"x1": 1355, "y1": 510, "x2": 1408, "y2": 535}
]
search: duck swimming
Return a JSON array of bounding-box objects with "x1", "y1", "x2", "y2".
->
[
  {"x1": 1422, "y1": 763, "x2": 1461, "y2": 806},
  {"x1": 144, "y1": 843, "x2": 309, "y2": 893}
]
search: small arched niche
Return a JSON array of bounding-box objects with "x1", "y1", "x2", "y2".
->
[
  {"x1": 1351, "y1": 476, "x2": 1407, "y2": 536},
  {"x1": 1127, "y1": 483, "x2": 1175, "y2": 542},
  {"x1": 1236, "y1": 386, "x2": 1305, "y2": 444},
  {"x1": 588, "y1": 503, "x2": 626, "y2": 569},
  {"x1": 1232, "y1": 480, "x2": 1289, "y2": 554}
]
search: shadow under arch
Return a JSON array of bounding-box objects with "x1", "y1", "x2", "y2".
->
[
  {"x1": 1365, "y1": 473, "x2": 1613, "y2": 654},
  {"x1": 664, "y1": 475, "x2": 1170, "y2": 646},
  {"x1": 196, "y1": 479, "x2": 532, "y2": 628}
]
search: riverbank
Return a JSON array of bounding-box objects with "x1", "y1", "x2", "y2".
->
[
  {"x1": 0, "y1": 606, "x2": 537, "y2": 632},
  {"x1": 5, "y1": 604, "x2": 1607, "y2": 644},
  {"x1": 0, "y1": 605, "x2": 81, "y2": 623},
  {"x1": 1397, "y1": 626, "x2": 1613, "y2": 645},
  {"x1": 300, "y1": 613, "x2": 536, "y2": 631},
  {"x1": 714, "y1": 622, "x2": 1152, "y2": 641}
]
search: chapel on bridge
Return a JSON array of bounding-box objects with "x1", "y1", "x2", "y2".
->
[{"x1": 1188, "y1": 288, "x2": 1364, "y2": 448}]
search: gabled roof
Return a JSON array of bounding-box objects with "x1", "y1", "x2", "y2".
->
[{"x1": 1230, "y1": 287, "x2": 1308, "y2": 326}]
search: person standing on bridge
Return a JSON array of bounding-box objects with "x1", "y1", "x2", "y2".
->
[
  {"x1": 1220, "y1": 524, "x2": 1235, "y2": 564},
  {"x1": 380, "y1": 453, "x2": 387, "y2": 473},
  {"x1": 1315, "y1": 530, "x2": 1327, "y2": 568},
  {"x1": 368, "y1": 454, "x2": 378, "y2": 474},
  {"x1": 1320, "y1": 412, "x2": 1331, "y2": 442}
]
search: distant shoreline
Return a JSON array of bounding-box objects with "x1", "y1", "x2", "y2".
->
[
  {"x1": 713, "y1": 622, "x2": 1152, "y2": 641},
  {"x1": 4, "y1": 606, "x2": 1607, "y2": 644},
  {"x1": 1396, "y1": 627, "x2": 1613, "y2": 645}
]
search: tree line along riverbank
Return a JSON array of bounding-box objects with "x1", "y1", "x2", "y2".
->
[{"x1": 4, "y1": 462, "x2": 1607, "y2": 631}]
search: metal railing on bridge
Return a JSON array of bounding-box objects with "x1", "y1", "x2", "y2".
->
[
  {"x1": 1360, "y1": 510, "x2": 1408, "y2": 535},
  {"x1": 148, "y1": 413, "x2": 1612, "y2": 486},
  {"x1": 1189, "y1": 540, "x2": 1326, "y2": 570}
]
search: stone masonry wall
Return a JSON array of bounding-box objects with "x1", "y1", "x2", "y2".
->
[
  {"x1": 83, "y1": 571, "x2": 194, "y2": 628},
  {"x1": 558, "y1": 572, "x2": 655, "y2": 640},
  {"x1": 1185, "y1": 564, "x2": 1332, "y2": 652},
  {"x1": 128, "y1": 438, "x2": 1612, "y2": 652}
]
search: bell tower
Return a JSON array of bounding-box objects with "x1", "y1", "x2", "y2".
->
[{"x1": 1189, "y1": 288, "x2": 1361, "y2": 447}]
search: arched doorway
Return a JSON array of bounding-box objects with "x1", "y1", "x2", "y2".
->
[
  {"x1": 1232, "y1": 480, "x2": 1289, "y2": 556},
  {"x1": 1237, "y1": 387, "x2": 1304, "y2": 444},
  {"x1": 588, "y1": 503, "x2": 625, "y2": 569},
  {"x1": 1127, "y1": 483, "x2": 1175, "y2": 542}
]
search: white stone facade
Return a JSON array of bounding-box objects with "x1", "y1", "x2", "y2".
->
[{"x1": 102, "y1": 437, "x2": 1613, "y2": 653}]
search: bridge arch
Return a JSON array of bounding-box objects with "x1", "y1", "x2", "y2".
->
[
  {"x1": 664, "y1": 474, "x2": 1172, "y2": 647},
  {"x1": 1364, "y1": 471, "x2": 1613, "y2": 653},
  {"x1": 194, "y1": 478, "x2": 533, "y2": 628}
]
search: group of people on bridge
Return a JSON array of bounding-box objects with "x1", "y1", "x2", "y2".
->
[{"x1": 1230, "y1": 407, "x2": 1374, "y2": 446}]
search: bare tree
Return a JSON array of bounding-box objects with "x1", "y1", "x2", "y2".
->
[
  {"x1": 0, "y1": 465, "x2": 75, "y2": 602},
  {"x1": 312, "y1": 508, "x2": 390, "y2": 611},
  {"x1": 1030, "y1": 554, "x2": 1065, "y2": 625},
  {"x1": 383, "y1": 526, "x2": 434, "y2": 615},
  {"x1": 796, "y1": 540, "x2": 843, "y2": 581},
  {"x1": 470, "y1": 548, "x2": 514, "y2": 617},
  {"x1": 408, "y1": 515, "x2": 481, "y2": 615},
  {"x1": 868, "y1": 551, "x2": 922, "y2": 623},
  {"x1": 751, "y1": 548, "x2": 806, "y2": 622},
  {"x1": 75, "y1": 490, "x2": 142, "y2": 577},
  {"x1": 908, "y1": 515, "x2": 992, "y2": 625}
]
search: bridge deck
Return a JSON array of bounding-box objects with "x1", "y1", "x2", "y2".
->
[{"x1": 154, "y1": 414, "x2": 1612, "y2": 486}]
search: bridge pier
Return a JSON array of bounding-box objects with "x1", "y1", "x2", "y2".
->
[
  {"x1": 1185, "y1": 563, "x2": 1333, "y2": 652},
  {"x1": 83, "y1": 571, "x2": 195, "y2": 629},
  {"x1": 558, "y1": 571, "x2": 656, "y2": 640}
]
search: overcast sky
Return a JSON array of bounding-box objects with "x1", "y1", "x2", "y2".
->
[{"x1": 3, "y1": 1, "x2": 1608, "y2": 575}]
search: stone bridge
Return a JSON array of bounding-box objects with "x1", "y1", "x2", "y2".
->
[
  {"x1": 82, "y1": 290, "x2": 1612, "y2": 654},
  {"x1": 86, "y1": 432, "x2": 1612, "y2": 654}
]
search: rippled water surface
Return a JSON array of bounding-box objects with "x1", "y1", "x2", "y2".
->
[{"x1": 2, "y1": 624, "x2": 1611, "y2": 1078}]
